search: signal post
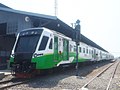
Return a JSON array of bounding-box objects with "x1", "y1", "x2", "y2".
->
[{"x1": 74, "y1": 20, "x2": 81, "y2": 76}]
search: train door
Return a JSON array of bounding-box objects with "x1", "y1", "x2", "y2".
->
[
  {"x1": 54, "y1": 36, "x2": 59, "y2": 61},
  {"x1": 93, "y1": 49, "x2": 97, "y2": 60},
  {"x1": 93, "y1": 49, "x2": 96, "y2": 60},
  {"x1": 63, "y1": 39, "x2": 69, "y2": 61}
]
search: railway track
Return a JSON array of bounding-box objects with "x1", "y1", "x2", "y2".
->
[
  {"x1": 0, "y1": 78, "x2": 30, "y2": 89},
  {"x1": 106, "y1": 61, "x2": 120, "y2": 90},
  {"x1": 0, "y1": 61, "x2": 117, "y2": 90},
  {"x1": 81, "y1": 60, "x2": 119, "y2": 90}
]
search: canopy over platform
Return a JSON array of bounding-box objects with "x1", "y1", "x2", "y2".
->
[
  {"x1": 0, "y1": 4, "x2": 107, "y2": 52},
  {"x1": 0, "y1": 3, "x2": 11, "y2": 9}
]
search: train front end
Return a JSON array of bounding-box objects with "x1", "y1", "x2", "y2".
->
[{"x1": 9, "y1": 28, "x2": 43, "y2": 78}]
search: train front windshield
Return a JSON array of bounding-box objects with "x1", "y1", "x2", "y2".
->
[{"x1": 15, "y1": 29, "x2": 43, "y2": 53}]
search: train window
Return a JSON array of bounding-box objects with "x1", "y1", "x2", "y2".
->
[
  {"x1": 83, "y1": 48, "x2": 85, "y2": 53},
  {"x1": 15, "y1": 35, "x2": 40, "y2": 53},
  {"x1": 86, "y1": 48, "x2": 88, "y2": 54},
  {"x1": 79, "y1": 47, "x2": 81, "y2": 52},
  {"x1": 92, "y1": 50, "x2": 93, "y2": 54},
  {"x1": 49, "y1": 39, "x2": 53, "y2": 49},
  {"x1": 89, "y1": 50, "x2": 91, "y2": 54},
  {"x1": 70, "y1": 44, "x2": 72, "y2": 52},
  {"x1": 74, "y1": 46, "x2": 76, "y2": 52},
  {"x1": 38, "y1": 36, "x2": 49, "y2": 50}
]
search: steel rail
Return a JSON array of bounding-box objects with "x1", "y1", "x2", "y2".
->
[
  {"x1": 81, "y1": 61, "x2": 117, "y2": 90},
  {"x1": 0, "y1": 79, "x2": 30, "y2": 89},
  {"x1": 0, "y1": 79, "x2": 12, "y2": 84},
  {"x1": 106, "y1": 61, "x2": 120, "y2": 90}
]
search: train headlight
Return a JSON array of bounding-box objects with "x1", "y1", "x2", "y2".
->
[
  {"x1": 11, "y1": 54, "x2": 15, "y2": 57},
  {"x1": 33, "y1": 53, "x2": 38, "y2": 58}
]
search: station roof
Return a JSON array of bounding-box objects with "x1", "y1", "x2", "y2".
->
[
  {"x1": 0, "y1": 4, "x2": 108, "y2": 52},
  {"x1": 0, "y1": 3, "x2": 11, "y2": 9}
]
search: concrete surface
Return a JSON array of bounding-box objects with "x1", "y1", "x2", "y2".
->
[{"x1": 0, "y1": 69, "x2": 11, "y2": 80}]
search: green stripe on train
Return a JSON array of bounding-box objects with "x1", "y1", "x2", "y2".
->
[
  {"x1": 31, "y1": 53, "x2": 88, "y2": 69},
  {"x1": 9, "y1": 53, "x2": 89, "y2": 69},
  {"x1": 32, "y1": 54, "x2": 54, "y2": 69}
]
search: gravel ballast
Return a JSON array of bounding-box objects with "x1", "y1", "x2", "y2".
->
[{"x1": 2, "y1": 60, "x2": 119, "y2": 90}]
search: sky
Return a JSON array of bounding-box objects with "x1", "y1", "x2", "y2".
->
[{"x1": 0, "y1": 0, "x2": 120, "y2": 57}]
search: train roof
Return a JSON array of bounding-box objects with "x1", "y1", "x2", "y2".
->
[{"x1": 0, "y1": 4, "x2": 108, "y2": 52}]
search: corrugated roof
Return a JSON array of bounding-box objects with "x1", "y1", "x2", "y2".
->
[
  {"x1": 0, "y1": 4, "x2": 108, "y2": 52},
  {"x1": 0, "y1": 6, "x2": 56, "y2": 20}
]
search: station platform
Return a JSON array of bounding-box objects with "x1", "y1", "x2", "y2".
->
[
  {"x1": 0, "y1": 69, "x2": 11, "y2": 75},
  {"x1": 0, "y1": 69, "x2": 11, "y2": 80}
]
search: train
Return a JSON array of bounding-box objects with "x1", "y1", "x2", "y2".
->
[{"x1": 9, "y1": 27, "x2": 114, "y2": 78}]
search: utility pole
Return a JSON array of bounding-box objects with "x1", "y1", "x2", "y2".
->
[{"x1": 75, "y1": 19, "x2": 81, "y2": 76}]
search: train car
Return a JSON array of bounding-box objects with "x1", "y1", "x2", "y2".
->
[{"x1": 9, "y1": 27, "x2": 114, "y2": 78}]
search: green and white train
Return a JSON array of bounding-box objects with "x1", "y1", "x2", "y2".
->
[{"x1": 9, "y1": 27, "x2": 114, "y2": 77}]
